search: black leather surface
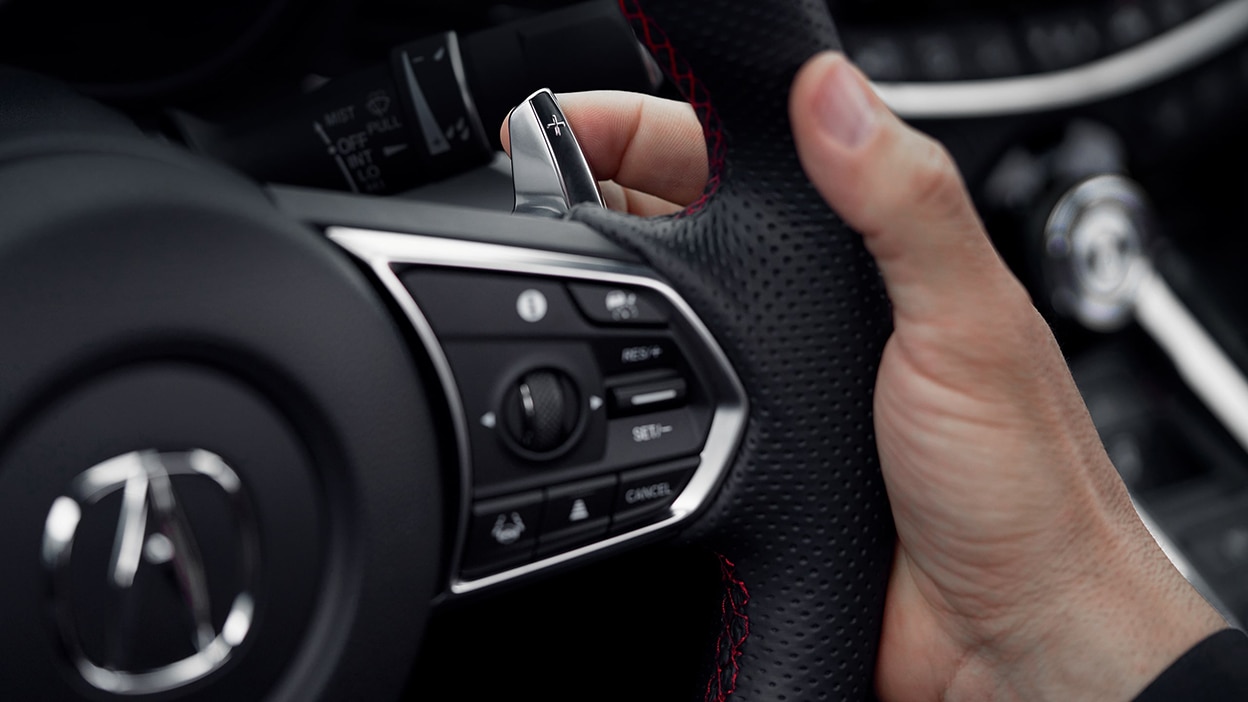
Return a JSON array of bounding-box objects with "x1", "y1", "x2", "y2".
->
[
  {"x1": 0, "y1": 67, "x2": 139, "y2": 140},
  {"x1": 0, "y1": 74, "x2": 442, "y2": 701},
  {"x1": 574, "y1": 1, "x2": 895, "y2": 699}
]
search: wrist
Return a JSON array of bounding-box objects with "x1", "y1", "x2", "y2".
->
[{"x1": 956, "y1": 513, "x2": 1226, "y2": 701}]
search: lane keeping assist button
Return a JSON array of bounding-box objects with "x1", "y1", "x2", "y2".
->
[{"x1": 611, "y1": 459, "x2": 698, "y2": 533}]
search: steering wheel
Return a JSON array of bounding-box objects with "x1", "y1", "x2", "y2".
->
[{"x1": 0, "y1": 0, "x2": 895, "y2": 699}]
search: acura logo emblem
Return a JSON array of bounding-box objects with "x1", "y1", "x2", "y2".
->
[{"x1": 41, "y1": 450, "x2": 260, "y2": 695}]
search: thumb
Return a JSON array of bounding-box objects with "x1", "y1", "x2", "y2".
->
[{"x1": 789, "y1": 52, "x2": 1026, "y2": 327}]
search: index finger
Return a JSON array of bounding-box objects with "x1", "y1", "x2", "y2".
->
[{"x1": 501, "y1": 91, "x2": 710, "y2": 210}]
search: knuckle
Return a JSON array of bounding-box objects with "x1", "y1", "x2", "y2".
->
[{"x1": 905, "y1": 139, "x2": 965, "y2": 215}]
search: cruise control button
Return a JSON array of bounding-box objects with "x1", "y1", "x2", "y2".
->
[
  {"x1": 611, "y1": 377, "x2": 687, "y2": 414},
  {"x1": 538, "y1": 475, "x2": 615, "y2": 556},
  {"x1": 568, "y1": 283, "x2": 669, "y2": 325},
  {"x1": 612, "y1": 460, "x2": 698, "y2": 532},
  {"x1": 605, "y1": 408, "x2": 704, "y2": 469},
  {"x1": 541, "y1": 475, "x2": 615, "y2": 537},
  {"x1": 462, "y1": 491, "x2": 542, "y2": 578},
  {"x1": 594, "y1": 337, "x2": 681, "y2": 375}
]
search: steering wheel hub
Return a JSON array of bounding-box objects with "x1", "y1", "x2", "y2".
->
[{"x1": 0, "y1": 92, "x2": 442, "y2": 700}]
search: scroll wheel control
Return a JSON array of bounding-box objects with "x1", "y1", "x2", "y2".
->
[
  {"x1": 509, "y1": 88, "x2": 605, "y2": 217},
  {"x1": 503, "y1": 369, "x2": 582, "y2": 455}
]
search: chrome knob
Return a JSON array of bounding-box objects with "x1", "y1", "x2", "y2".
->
[{"x1": 1043, "y1": 175, "x2": 1153, "y2": 331}]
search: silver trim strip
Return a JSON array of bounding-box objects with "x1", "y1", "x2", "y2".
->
[
  {"x1": 327, "y1": 228, "x2": 748, "y2": 596},
  {"x1": 445, "y1": 32, "x2": 492, "y2": 157},
  {"x1": 874, "y1": 1, "x2": 1248, "y2": 119},
  {"x1": 1135, "y1": 268, "x2": 1248, "y2": 455},
  {"x1": 1135, "y1": 499, "x2": 1241, "y2": 627},
  {"x1": 399, "y1": 50, "x2": 452, "y2": 156},
  {"x1": 1131, "y1": 268, "x2": 1248, "y2": 627}
]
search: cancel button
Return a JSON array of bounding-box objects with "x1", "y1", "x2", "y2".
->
[{"x1": 611, "y1": 459, "x2": 698, "y2": 533}]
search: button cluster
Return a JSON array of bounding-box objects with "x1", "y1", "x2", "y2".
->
[
  {"x1": 399, "y1": 268, "x2": 717, "y2": 583},
  {"x1": 842, "y1": 0, "x2": 1220, "y2": 82},
  {"x1": 461, "y1": 459, "x2": 698, "y2": 579}
]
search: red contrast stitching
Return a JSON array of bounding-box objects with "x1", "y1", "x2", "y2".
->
[
  {"x1": 706, "y1": 554, "x2": 750, "y2": 702},
  {"x1": 617, "y1": 0, "x2": 726, "y2": 216}
]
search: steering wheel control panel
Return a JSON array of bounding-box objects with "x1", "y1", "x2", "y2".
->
[{"x1": 329, "y1": 229, "x2": 747, "y2": 594}]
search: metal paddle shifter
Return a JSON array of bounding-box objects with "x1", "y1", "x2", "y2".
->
[{"x1": 508, "y1": 88, "x2": 605, "y2": 217}]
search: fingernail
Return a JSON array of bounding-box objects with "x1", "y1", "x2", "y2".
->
[{"x1": 815, "y1": 58, "x2": 878, "y2": 148}]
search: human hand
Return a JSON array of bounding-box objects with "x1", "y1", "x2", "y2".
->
[{"x1": 501, "y1": 52, "x2": 1225, "y2": 701}]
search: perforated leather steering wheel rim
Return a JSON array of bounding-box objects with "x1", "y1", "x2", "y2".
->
[{"x1": 571, "y1": 1, "x2": 898, "y2": 698}]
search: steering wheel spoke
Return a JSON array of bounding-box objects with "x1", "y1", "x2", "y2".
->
[{"x1": 0, "y1": 0, "x2": 897, "y2": 695}]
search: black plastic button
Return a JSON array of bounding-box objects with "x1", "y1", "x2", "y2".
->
[
  {"x1": 604, "y1": 408, "x2": 704, "y2": 470},
  {"x1": 1105, "y1": 3, "x2": 1154, "y2": 50},
  {"x1": 594, "y1": 337, "x2": 681, "y2": 375},
  {"x1": 1153, "y1": 0, "x2": 1193, "y2": 28},
  {"x1": 538, "y1": 475, "x2": 616, "y2": 555},
  {"x1": 537, "y1": 521, "x2": 611, "y2": 557},
  {"x1": 913, "y1": 33, "x2": 962, "y2": 80},
  {"x1": 612, "y1": 460, "x2": 698, "y2": 533},
  {"x1": 611, "y1": 377, "x2": 687, "y2": 414},
  {"x1": 843, "y1": 31, "x2": 911, "y2": 81},
  {"x1": 965, "y1": 24, "x2": 1022, "y2": 78},
  {"x1": 402, "y1": 270, "x2": 591, "y2": 338},
  {"x1": 462, "y1": 491, "x2": 542, "y2": 578},
  {"x1": 567, "y1": 283, "x2": 668, "y2": 325},
  {"x1": 1024, "y1": 14, "x2": 1102, "y2": 71}
]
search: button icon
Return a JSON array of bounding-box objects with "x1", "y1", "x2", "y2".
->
[
  {"x1": 569, "y1": 283, "x2": 668, "y2": 325},
  {"x1": 366, "y1": 90, "x2": 392, "y2": 117},
  {"x1": 624, "y1": 481, "x2": 672, "y2": 506},
  {"x1": 538, "y1": 476, "x2": 615, "y2": 556},
  {"x1": 515, "y1": 289, "x2": 548, "y2": 323},
  {"x1": 382, "y1": 143, "x2": 410, "y2": 158},
  {"x1": 621, "y1": 345, "x2": 663, "y2": 364},
  {"x1": 604, "y1": 290, "x2": 640, "y2": 321},
  {"x1": 490, "y1": 512, "x2": 526, "y2": 545},
  {"x1": 545, "y1": 114, "x2": 567, "y2": 137},
  {"x1": 631, "y1": 423, "x2": 674, "y2": 443}
]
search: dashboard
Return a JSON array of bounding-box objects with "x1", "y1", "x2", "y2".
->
[{"x1": 2, "y1": 0, "x2": 1248, "y2": 699}]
